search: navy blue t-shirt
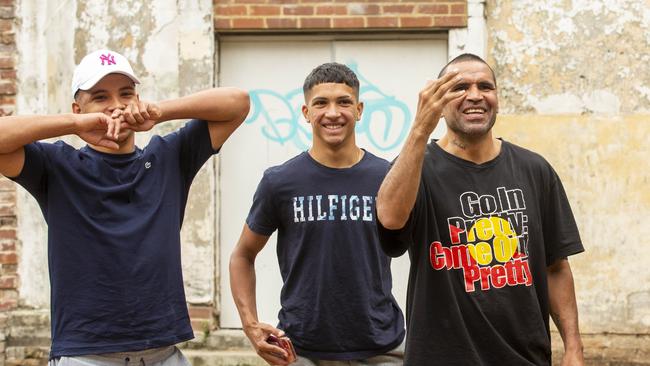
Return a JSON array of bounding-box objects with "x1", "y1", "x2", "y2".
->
[
  {"x1": 11, "y1": 120, "x2": 217, "y2": 358},
  {"x1": 246, "y1": 151, "x2": 405, "y2": 361}
]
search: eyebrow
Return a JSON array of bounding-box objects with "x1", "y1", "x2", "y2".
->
[
  {"x1": 89, "y1": 86, "x2": 135, "y2": 95},
  {"x1": 455, "y1": 80, "x2": 496, "y2": 87},
  {"x1": 311, "y1": 95, "x2": 354, "y2": 101}
]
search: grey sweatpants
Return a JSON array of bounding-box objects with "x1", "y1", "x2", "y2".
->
[{"x1": 48, "y1": 346, "x2": 191, "y2": 366}]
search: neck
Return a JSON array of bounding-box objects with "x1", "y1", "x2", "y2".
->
[
  {"x1": 309, "y1": 141, "x2": 364, "y2": 168},
  {"x1": 437, "y1": 131, "x2": 501, "y2": 164}
]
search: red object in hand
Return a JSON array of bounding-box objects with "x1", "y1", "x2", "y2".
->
[{"x1": 267, "y1": 334, "x2": 297, "y2": 363}]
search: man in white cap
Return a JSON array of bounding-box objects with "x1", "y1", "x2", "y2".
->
[{"x1": 0, "y1": 49, "x2": 250, "y2": 365}]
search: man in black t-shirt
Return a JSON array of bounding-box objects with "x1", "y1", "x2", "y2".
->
[
  {"x1": 0, "y1": 49, "x2": 250, "y2": 365},
  {"x1": 376, "y1": 54, "x2": 584, "y2": 366},
  {"x1": 230, "y1": 63, "x2": 405, "y2": 366}
]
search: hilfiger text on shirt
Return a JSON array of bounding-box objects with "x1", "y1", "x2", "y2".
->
[{"x1": 293, "y1": 194, "x2": 376, "y2": 222}]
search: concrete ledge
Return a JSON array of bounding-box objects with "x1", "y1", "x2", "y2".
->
[
  {"x1": 181, "y1": 329, "x2": 253, "y2": 351},
  {"x1": 183, "y1": 349, "x2": 266, "y2": 366}
]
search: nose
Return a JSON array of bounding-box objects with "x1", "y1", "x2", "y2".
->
[
  {"x1": 106, "y1": 96, "x2": 126, "y2": 113},
  {"x1": 324, "y1": 103, "x2": 340, "y2": 118},
  {"x1": 466, "y1": 84, "x2": 483, "y2": 102}
]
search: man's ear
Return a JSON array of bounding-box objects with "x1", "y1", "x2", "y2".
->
[
  {"x1": 301, "y1": 104, "x2": 310, "y2": 123},
  {"x1": 72, "y1": 101, "x2": 81, "y2": 114},
  {"x1": 356, "y1": 101, "x2": 364, "y2": 121}
]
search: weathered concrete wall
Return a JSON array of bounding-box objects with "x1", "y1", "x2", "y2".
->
[
  {"x1": 494, "y1": 116, "x2": 650, "y2": 334},
  {"x1": 487, "y1": 0, "x2": 650, "y2": 343},
  {"x1": 487, "y1": 0, "x2": 650, "y2": 114},
  {"x1": 15, "y1": 0, "x2": 217, "y2": 311}
]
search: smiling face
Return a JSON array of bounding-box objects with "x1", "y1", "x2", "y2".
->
[
  {"x1": 302, "y1": 82, "x2": 363, "y2": 150},
  {"x1": 72, "y1": 73, "x2": 139, "y2": 145},
  {"x1": 441, "y1": 61, "x2": 499, "y2": 139}
]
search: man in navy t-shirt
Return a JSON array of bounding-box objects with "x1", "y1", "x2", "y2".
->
[
  {"x1": 0, "y1": 49, "x2": 250, "y2": 365},
  {"x1": 230, "y1": 63, "x2": 405, "y2": 366}
]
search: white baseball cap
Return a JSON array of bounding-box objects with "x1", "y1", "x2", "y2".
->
[{"x1": 71, "y1": 49, "x2": 140, "y2": 97}]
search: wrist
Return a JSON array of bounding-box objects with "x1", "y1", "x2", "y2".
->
[
  {"x1": 242, "y1": 319, "x2": 259, "y2": 332},
  {"x1": 410, "y1": 121, "x2": 435, "y2": 140},
  {"x1": 64, "y1": 113, "x2": 83, "y2": 135},
  {"x1": 563, "y1": 339, "x2": 584, "y2": 353}
]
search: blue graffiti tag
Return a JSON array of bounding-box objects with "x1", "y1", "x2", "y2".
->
[{"x1": 245, "y1": 63, "x2": 412, "y2": 152}]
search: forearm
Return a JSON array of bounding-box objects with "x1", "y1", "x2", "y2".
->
[
  {"x1": 157, "y1": 87, "x2": 249, "y2": 124},
  {"x1": 230, "y1": 253, "x2": 260, "y2": 330},
  {"x1": 0, "y1": 114, "x2": 78, "y2": 153},
  {"x1": 377, "y1": 126, "x2": 430, "y2": 229},
  {"x1": 548, "y1": 259, "x2": 583, "y2": 352}
]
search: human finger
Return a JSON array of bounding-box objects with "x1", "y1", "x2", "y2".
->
[
  {"x1": 431, "y1": 72, "x2": 464, "y2": 101},
  {"x1": 120, "y1": 122, "x2": 135, "y2": 131},
  {"x1": 257, "y1": 342, "x2": 289, "y2": 364},
  {"x1": 258, "y1": 323, "x2": 283, "y2": 335},
  {"x1": 130, "y1": 101, "x2": 145, "y2": 124},
  {"x1": 123, "y1": 103, "x2": 138, "y2": 125},
  {"x1": 111, "y1": 117, "x2": 121, "y2": 139},
  {"x1": 422, "y1": 69, "x2": 460, "y2": 96},
  {"x1": 138, "y1": 101, "x2": 151, "y2": 121},
  {"x1": 111, "y1": 108, "x2": 123, "y2": 120},
  {"x1": 103, "y1": 115, "x2": 115, "y2": 138}
]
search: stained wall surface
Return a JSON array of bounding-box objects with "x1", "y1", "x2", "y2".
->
[
  {"x1": 15, "y1": 0, "x2": 217, "y2": 308},
  {"x1": 487, "y1": 0, "x2": 650, "y2": 335}
]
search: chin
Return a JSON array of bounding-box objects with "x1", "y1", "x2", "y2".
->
[{"x1": 116, "y1": 130, "x2": 134, "y2": 141}]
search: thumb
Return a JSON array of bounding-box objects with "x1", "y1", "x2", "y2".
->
[
  {"x1": 148, "y1": 104, "x2": 163, "y2": 120},
  {"x1": 259, "y1": 323, "x2": 282, "y2": 336}
]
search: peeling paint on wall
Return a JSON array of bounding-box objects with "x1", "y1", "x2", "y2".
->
[
  {"x1": 17, "y1": 0, "x2": 216, "y2": 308},
  {"x1": 494, "y1": 114, "x2": 650, "y2": 334},
  {"x1": 487, "y1": 0, "x2": 650, "y2": 337},
  {"x1": 487, "y1": 0, "x2": 650, "y2": 114}
]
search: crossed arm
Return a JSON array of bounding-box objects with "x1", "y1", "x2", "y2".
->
[
  {"x1": 156, "y1": 87, "x2": 249, "y2": 150},
  {"x1": 0, "y1": 87, "x2": 249, "y2": 178},
  {"x1": 229, "y1": 224, "x2": 292, "y2": 366}
]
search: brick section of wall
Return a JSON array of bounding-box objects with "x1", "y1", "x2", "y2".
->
[
  {"x1": 0, "y1": 0, "x2": 15, "y2": 117},
  {"x1": 189, "y1": 304, "x2": 217, "y2": 333},
  {"x1": 214, "y1": 0, "x2": 467, "y2": 31},
  {"x1": 0, "y1": 1, "x2": 18, "y2": 365},
  {"x1": 0, "y1": 0, "x2": 16, "y2": 318}
]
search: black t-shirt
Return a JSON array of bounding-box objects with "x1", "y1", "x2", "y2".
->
[
  {"x1": 247, "y1": 150, "x2": 405, "y2": 360},
  {"x1": 12, "y1": 120, "x2": 217, "y2": 358},
  {"x1": 378, "y1": 140, "x2": 584, "y2": 366}
]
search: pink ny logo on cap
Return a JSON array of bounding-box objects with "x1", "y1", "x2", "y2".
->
[{"x1": 99, "y1": 53, "x2": 116, "y2": 66}]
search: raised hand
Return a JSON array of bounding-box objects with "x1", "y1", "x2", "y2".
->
[
  {"x1": 74, "y1": 112, "x2": 121, "y2": 150},
  {"x1": 413, "y1": 70, "x2": 466, "y2": 135},
  {"x1": 113, "y1": 100, "x2": 162, "y2": 133},
  {"x1": 243, "y1": 321, "x2": 292, "y2": 366}
]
